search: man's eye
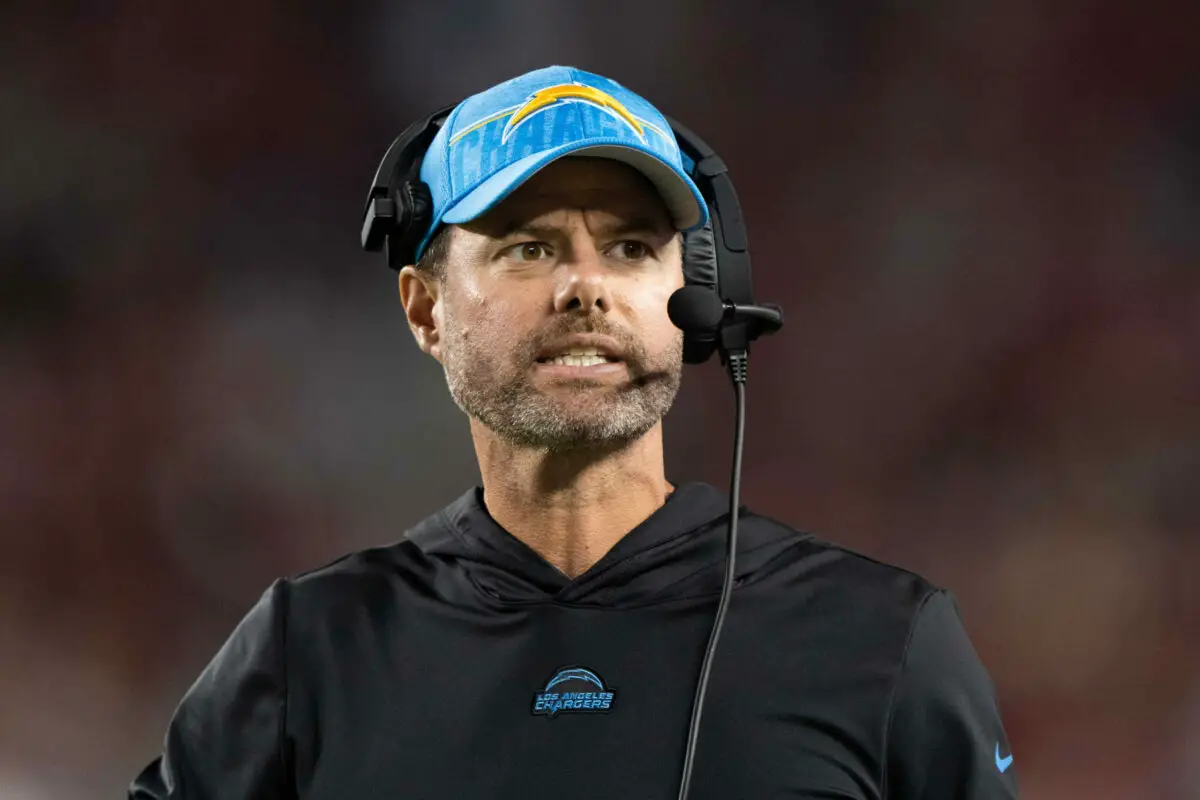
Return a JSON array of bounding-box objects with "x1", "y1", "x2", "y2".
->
[
  {"x1": 610, "y1": 240, "x2": 652, "y2": 261},
  {"x1": 508, "y1": 242, "x2": 550, "y2": 262}
]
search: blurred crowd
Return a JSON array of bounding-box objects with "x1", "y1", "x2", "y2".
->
[{"x1": 1, "y1": 1, "x2": 1196, "y2": 797}]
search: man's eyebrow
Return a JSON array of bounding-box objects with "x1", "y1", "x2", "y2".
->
[
  {"x1": 498, "y1": 221, "x2": 561, "y2": 239},
  {"x1": 498, "y1": 216, "x2": 671, "y2": 239},
  {"x1": 604, "y1": 216, "x2": 673, "y2": 237}
]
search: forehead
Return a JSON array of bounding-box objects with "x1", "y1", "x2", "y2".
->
[{"x1": 463, "y1": 157, "x2": 673, "y2": 237}]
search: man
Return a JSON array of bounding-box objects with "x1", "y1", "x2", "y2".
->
[{"x1": 131, "y1": 66, "x2": 1018, "y2": 799}]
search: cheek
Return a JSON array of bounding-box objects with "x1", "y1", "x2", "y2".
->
[
  {"x1": 449, "y1": 291, "x2": 535, "y2": 355},
  {"x1": 629, "y1": 277, "x2": 682, "y2": 342}
]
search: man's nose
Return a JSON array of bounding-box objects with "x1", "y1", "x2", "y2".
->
[{"x1": 552, "y1": 244, "x2": 613, "y2": 314}]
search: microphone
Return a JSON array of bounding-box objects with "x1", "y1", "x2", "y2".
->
[
  {"x1": 668, "y1": 285, "x2": 783, "y2": 379},
  {"x1": 667, "y1": 283, "x2": 784, "y2": 800},
  {"x1": 668, "y1": 285, "x2": 783, "y2": 339}
]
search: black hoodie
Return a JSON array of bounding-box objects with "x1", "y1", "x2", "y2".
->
[{"x1": 130, "y1": 481, "x2": 1019, "y2": 799}]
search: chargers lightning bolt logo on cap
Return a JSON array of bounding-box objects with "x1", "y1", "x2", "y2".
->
[{"x1": 501, "y1": 84, "x2": 646, "y2": 144}]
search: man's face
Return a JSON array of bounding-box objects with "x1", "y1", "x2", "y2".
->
[{"x1": 424, "y1": 157, "x2": 685, "y2": 452}]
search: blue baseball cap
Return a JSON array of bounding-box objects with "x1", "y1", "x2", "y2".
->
[{"x1": 413, "y1": 65, "x2": 709, "y2": 261}]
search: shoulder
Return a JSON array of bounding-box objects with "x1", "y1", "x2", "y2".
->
[
  {"x1": 279, "y1": 526, "x2": 442, "y2": 622},
  {"x1": 743, "y1": 510, "x2": 941, "y2": 604},
  {"x1": 739, "y1": 510, "x2": 944, "y2": 640}
]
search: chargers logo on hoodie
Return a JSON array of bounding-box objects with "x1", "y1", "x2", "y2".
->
[{"x1": 532, "y1": 667, "x2": 617, "y2": 717}]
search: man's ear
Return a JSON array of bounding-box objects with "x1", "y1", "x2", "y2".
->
[{"x1": 398, "y1": 266, "x2": 444, "y2": 362}]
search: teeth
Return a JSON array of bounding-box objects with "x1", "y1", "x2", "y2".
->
[
  {"x1": 548, "y1": 354, "x2": 609, "y2": 367},
  {"x1": 541, "y1": 347, "x2": 614, "y2": 367}
]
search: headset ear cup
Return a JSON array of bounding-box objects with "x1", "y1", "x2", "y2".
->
[
  {"x1": 405, "y1": 181, "x2": 433, "y2": 236},
  {"x1": 682, "y1": 332, "x2": 718, "y2": 365},
  {"x1": 682, "y1": 221, "x2": 719, "y2": 292},
  {"x1": 680, "y1": 222, "x2": 721, "y2": 365},
  {"x1": 387, "y1": 181, "x2": 434, "y2": 268}
]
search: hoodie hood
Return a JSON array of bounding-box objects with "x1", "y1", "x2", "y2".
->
[{"x1": 404, "y1": 481, "x2": 807, "y2": 607}]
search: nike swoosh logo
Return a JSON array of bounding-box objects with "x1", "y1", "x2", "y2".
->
[{"x1": 995, "y1": 743, "x2": 1014, "y2": 773}]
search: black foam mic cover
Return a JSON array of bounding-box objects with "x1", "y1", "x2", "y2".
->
[{"x1": 668, "y1": 285, "x2": 724, "y2": 333}]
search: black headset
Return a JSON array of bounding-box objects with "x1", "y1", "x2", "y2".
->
[{"x1": 360, "y1": 104, "x2": 771, "y2": 366}]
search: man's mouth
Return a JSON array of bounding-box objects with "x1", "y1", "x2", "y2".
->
[{"x1": 536, "y1": 347, "x2": 622, "y2": 368}]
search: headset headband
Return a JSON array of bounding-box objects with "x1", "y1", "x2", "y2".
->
[{"x1": 361, "y1": 106, "x2": 754, "y2": 308}]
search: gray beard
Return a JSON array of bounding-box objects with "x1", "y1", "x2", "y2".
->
[{"x1": 440, "y1": 314, "x2": 683, "y2": 454}]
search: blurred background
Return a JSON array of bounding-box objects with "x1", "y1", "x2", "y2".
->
[{"x1": 1, "y1": 0, "x2": 1197, "y2": 797}]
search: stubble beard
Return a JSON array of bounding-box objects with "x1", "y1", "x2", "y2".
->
[{"x1": 440, "y1": 311, "x2": 684, "y2": 454}]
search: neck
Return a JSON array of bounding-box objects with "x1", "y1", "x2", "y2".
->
[{"x1": 470, "y1": 419, "x2": 674, "y2": 579}]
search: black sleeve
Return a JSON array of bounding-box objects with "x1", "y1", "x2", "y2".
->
[
  {"x1": 129, "y1": 580, "x2": 292, "y2": 799},
  {"x1": 885, "y1": 589, "x2": 1019, "y2": 799}
]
